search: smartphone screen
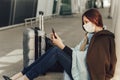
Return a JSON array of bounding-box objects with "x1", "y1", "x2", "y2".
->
[{"x1": 52, "y1": 28, "x2": 57, "y2": 39}]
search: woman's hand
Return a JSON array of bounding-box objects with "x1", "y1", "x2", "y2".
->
[{"x1": 51, "y1": 33, "x2": 65, "y2": 49}]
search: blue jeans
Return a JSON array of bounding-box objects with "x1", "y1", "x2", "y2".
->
[{"x1": 22, "y1": 46, "x2": 73, "y2": 80}]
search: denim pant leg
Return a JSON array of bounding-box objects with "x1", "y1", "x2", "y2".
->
[
  {"x1": 22, "y1": 47, "x2": 54, "y2": 75},
  {"x1": 56, "y1": 47, "x2": 73, "y2": 80},
  {"x1": 24, "y1": 46, "x2": 73, "y2": 80}
]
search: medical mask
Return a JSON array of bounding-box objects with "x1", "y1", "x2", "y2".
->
[{"x1": 83, "y1": 22, "x2": 95, "y2": 33}]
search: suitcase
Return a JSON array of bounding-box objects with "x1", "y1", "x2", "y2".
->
[
  {"x1": 23, "y1": 11, "x2": 63, "y2": 72},
  {"x1": 23, "y1": 11, "x2": 46, "y2": 67}
]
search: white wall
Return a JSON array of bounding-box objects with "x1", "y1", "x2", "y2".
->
[
  {"x1": 36, "y1": 0, "x2": 54, "y2": 17},
  {"x1": 112, "y1": 0, "x2": 120, "y2": 80},
  {"x1": 112, "y1": 0, "x2": 119, "y2": 28},
  {"x1": 71, "y1": 0, "x2": 80, "y2": 13},
  {"x1": 109, "y1": 0, "x2": 116, "y2": 18},
  {"x1": 71, "y1": 0, "x2": 87, "y2": 14}
]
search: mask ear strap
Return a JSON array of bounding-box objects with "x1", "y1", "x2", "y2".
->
[{"x1": 86, "y1": 32, "x2": 89, "y2": 44}]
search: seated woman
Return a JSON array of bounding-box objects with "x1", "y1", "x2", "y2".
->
[{"x1": 3, "y1": 8, "x2": 117, "y2": 80}]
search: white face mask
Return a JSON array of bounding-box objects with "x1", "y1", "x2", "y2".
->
[{"x1": 83, "y1": 22, "x2": 95, "y2": 33}]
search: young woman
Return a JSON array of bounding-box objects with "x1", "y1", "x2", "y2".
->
[{"x1": 3, "y1": 9, "x2": 117, "y2": 80}]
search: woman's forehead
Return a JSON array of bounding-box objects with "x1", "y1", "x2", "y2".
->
[{"x1": 83, "y1": 16, "x2": 90, "y2": 22}]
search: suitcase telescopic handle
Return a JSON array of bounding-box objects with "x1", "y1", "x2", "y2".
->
[{"x1": 39, "y1": 11, "x2": 44, "y2": 31}]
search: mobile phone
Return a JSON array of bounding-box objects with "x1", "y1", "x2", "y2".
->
[{"x1": 52, "y1": 28, "x2": 57, "y2": 39}]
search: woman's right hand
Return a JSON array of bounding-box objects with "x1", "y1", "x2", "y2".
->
[{"x1": 50, "y1": 33, "x2": 65, "y2": 49}]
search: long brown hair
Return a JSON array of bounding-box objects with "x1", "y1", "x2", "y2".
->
[{"x1": 82, "y1": 9, "x2": 103, "y2": 27}]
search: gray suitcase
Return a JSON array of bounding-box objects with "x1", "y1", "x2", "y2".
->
[
  {"x1": 23, "y1": 11, "x2": 63, "y2": 72},
  {"x1": 23, "y1": 11, "x2": 46, "y2": 67}
]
